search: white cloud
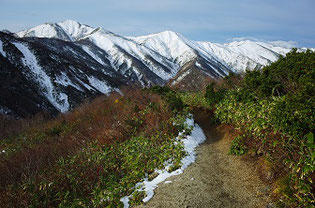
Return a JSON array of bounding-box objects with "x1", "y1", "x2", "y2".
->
[
  {"x1": 268, "y1": 40, "x2": 298, "y2": 48},
  {"x1": 227, "y1": 37, "x2": 298, "y2": 48}
]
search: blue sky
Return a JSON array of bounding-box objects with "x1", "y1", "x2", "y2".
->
[{"x1": 0, "y1": 0, "x2": 314, "y2": 47}]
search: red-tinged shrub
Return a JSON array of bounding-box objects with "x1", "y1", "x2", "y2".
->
[{"x1": 0, "y1": 87, "x2": 174, "y2": 192}]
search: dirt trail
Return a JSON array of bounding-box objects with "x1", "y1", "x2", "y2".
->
[{"x1": 138, "y1": 110, "x2": 272, "y2": 208}]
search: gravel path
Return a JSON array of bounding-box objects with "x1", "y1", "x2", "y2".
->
[{"x1": 138, "y1": 110, "x2": 272, "y2": 208}]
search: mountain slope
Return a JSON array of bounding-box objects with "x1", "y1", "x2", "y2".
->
[
  {"x1": 130, "y1": 31, "x2": 232, "y2": 79},
  {"x1": 17, "y1": 21, "x2": 181, "y2": 86},
  {"x1": 131, "y1": 31, "x2": 295, "y2": 73},
  {"x1": 1, "y1": 19, "x2": 311, "y2": 117},
  {"x1": 0, "y1": 31, "x2": 127, "y2": 117},
  {"x1": 16, "y1": 20, "x2": 97, "y2": 41},
  {"x1": 82, "y1": 29, "x2": 179, "y2": 85}
]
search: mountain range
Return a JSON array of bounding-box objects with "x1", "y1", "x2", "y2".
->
[{"x1": 0, "y1": 20, "x2": 310, "y2": 117}]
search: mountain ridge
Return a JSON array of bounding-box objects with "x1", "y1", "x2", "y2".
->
[
  {"x1": 1, "y1": 20, "x2": 313, "y2": 117},
  {"x1": 17, "y1": 20, "x2": 306, "y2": 72}
]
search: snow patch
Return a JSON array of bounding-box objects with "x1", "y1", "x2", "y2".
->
[
  {"x1": 0, "y1": 106, "x2": 11, "y2": 114},
  {"x1": 87, "y1": 76, "x2": 112, "y2": 94},
  {"x1": 120, "y1": 196, "x2": 130, "y2": 208},
  {"x1": 120, "y1": 116, "x2": 206, "y2": 207},
  {"x1": 0, "y1": 40, "x2": 6, "y2": 57},
  {"x1": 55, "y1": 72, "x2": 83, "y2": 91},
  {"x1": 81, "y1": 46, "x2": 106, "y2": 66},
  {"x1": 172, "y1": 69, "x2": 190, "y2": 86},
  {"x1": 14, "y1": 42, "x2": 70, "y2": 112}
]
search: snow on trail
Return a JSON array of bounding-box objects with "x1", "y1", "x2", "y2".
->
[{"x1": 120, "y1": 117, "x2": 206, "y2": 207}]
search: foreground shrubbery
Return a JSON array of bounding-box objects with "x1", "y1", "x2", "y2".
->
[
  {"x1": 210, "y1": 50, "x2": 314, "y2": 207},
  {"x1": 170, "y1": 49, "x2": 314, "y2": 207},
  {"x1": 0, "y1": 88, "x2": 191, "y2": 207},
  {"x1": 0, "y1": 49, "x2": 313, "y2": 207}
]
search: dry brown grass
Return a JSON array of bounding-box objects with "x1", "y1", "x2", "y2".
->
[
  {"x1": 0, "y1": 87, "x2": 174, "y2": 191},
  {"x1": 0, "y1": 112, "x2": 50, "y2": 140}
]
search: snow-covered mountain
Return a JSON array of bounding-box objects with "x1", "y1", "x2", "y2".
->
[
  {"x1": 16, "y1": 20, "x2": 97, "y2": 41},
  {"x1": 130, "y1": 31, "x2": 295, "y2": 73},
  {"x1": 0, "y1": 31, "x2": 128, "y2": 117},
  {"x1": 17, "y1": 20, "x2": 181, "y2": 86},
  {"x1": 0, "y1": 20, "x2": 308, "y2": 117}
]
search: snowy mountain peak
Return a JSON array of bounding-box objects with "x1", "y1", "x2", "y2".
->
[
  {"x1": 3, "y1": 20, "x2": 313, "y2": 117},
  {"x1": 223, "y1": 40, "x2": 292, "y2": 65},
  {"x1": 134, "y1": 30, "x2": 180, "y2": 40},
  {"x1": 130, "y1": 30, "x2": 195, "y2": 65},
  {"x1": 14, "y1": 20, "x2": 310, "y2": 78},
  {"x1": 58, "y1": 19, "x2": 81, "y2": 26},
  {"x1": 17, "y1": 20, "x2": 101, "y2": 42},
  {"x1": 56, "y1": 20, "x2": 96, "y2": 41},
  {"x1": 16, "y1": 22, "x2": 73, "y2": 41}
]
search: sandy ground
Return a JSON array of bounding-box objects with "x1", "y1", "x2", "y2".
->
[{"x1": 138, "y1": 110, "x2": 272, "y2": 208}]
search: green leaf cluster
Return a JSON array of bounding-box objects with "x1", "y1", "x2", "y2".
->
[{"x1": 213, "y1": 49, "x2": 315, "y2": 207}]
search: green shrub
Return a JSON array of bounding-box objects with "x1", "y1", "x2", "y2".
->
[
  {"x1": 179, "y1": 92, "x2": 210, "y2": 109},
  {"x1": 148, "y1": 86, "x2": 186, "y2": 112},
  {"x1": 229, "y1": 135, "x2": 248, "y2": 156},
  {"x1": 205, "y1": 82, "x2": 227, "y2": 106},
  {"x1": 214, "y1": 49, "x2": 315, "y2": 207},
  {"x1": 149, "y1": 86, "x2": 173, "y2": 96},
  {"x1": 243, "y1": 49, "x2": 315, "y2": 98},
  {"x1": 1, "y1": 88, "x2": 193, "y2": 207},
  {"x1": 22, "y1": 114, "x2": 189, "y2": 207}
]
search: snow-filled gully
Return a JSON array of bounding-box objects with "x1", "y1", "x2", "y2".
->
[{"x1": 120, "y1": 117, "x2": 206, "y2": 207}]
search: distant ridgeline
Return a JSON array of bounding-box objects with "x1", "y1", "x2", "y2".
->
[{"x1": 0, "y1": 20, "x2": 313, "y2": 117}]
